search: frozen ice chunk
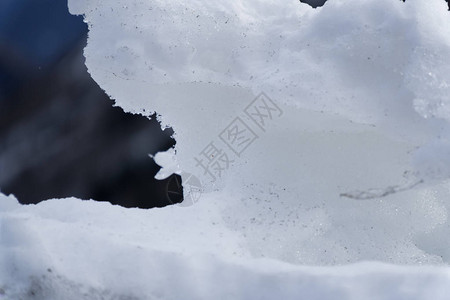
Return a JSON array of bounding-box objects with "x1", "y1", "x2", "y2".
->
[
  {"x1": 153, "y1": 148, "x2": 180, "y2": 180},
  {"x1": 67, "y1": 0, "x2": 450, "y2": 266}
]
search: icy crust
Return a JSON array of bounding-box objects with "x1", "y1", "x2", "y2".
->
[
  {"x1": 69, "y1": 0, "x2": 450, "y2": 181},
  {"x1": 1, "y1": 193, "x2": 450, "y2": 300},
  {"x1": 68, "y1": 0, "x2": 450, "y2": 131},
  {"x1": 64, "y1": 0, "x2": 450, "y2": 267}
]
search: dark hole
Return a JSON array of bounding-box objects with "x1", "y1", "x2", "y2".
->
[
  {"x1": 0, "y1": 0, "x2": 184, "y2": 209},
  {"x1": 299, "y1": 0, "x2": 328, "y2": 8},
  {"x1": 0, "y1": 41, "x2": 183, "y2": 208}
]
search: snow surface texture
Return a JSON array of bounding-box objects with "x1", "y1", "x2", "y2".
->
[
  {"x1": 2, "y1": 193, "x2": 450, "y2": 299},
  {"x1": 66, "y1": 0, "x2": 450, "y2": 263},
  {"x1": 2, "y1": 0, "x2": 450, "y2": 298}
]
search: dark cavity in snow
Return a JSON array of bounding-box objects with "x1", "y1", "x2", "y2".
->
[
  {"x1": 299, "y1": 0, "x2": 327, "y2": 9},
  {"x1": 0, "y1": 1, "x2": 183, "y2": 209}
]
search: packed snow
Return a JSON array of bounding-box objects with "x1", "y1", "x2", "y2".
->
[
  {"x1": 2, "y1": 192, "x2": 450, "y2": 299},
  {"x1": 1, "y1": 0, "x2": 450, "y2": 298}
]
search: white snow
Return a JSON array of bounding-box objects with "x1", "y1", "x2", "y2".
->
[
  {"x1": 2, "y1": 192, "x2": 450, "y2": 299},
  {"x1": 2, "y1": 0, "x2": 450, "y2": 298}
]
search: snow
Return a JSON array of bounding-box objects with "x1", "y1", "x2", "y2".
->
[
  {"x1": 2, "y1": 192, "x2": 450, "y2": 299},
  {"x1": 68, "y1": 0, "x2": 450, "y2": 186},
  {"x1": 2, "y1": 0, "x2": 450, "y2": 298}
]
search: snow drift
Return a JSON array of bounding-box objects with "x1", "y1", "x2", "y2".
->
[{"x1": 2, "y1": 0, "x2": 450, "y2": 298}]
